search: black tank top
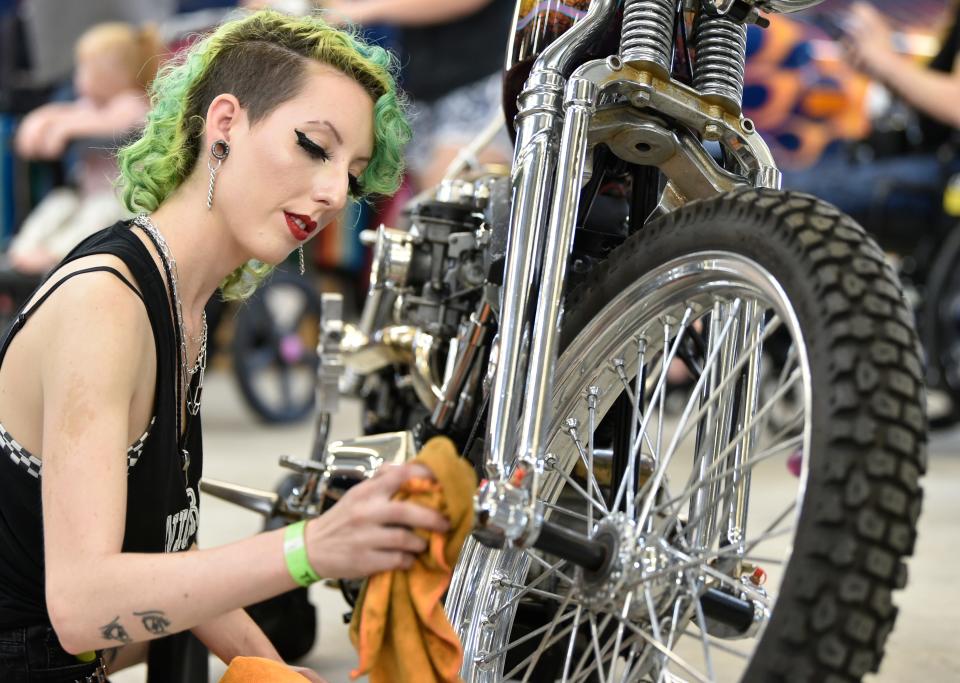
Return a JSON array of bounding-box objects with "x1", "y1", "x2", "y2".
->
[
  {"x1": 0, "y1": 221, "x2": 203, "y2": 629},
  {"x1": 399, "y1": 0, "x2": 514, "y2": 102}
]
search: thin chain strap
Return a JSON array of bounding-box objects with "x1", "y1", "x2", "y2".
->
[{"x1": 133, "y1": 214, "x2": 207, "y2": 416}]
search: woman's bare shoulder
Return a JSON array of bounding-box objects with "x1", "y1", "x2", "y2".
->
[
  {"x1": 0, "y1": 254, "x2": 155, "y2": 455},
  {"x1": 20, "y1": 253, "x2": 154, "y2": 366}
]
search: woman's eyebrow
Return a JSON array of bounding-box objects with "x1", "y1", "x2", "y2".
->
[
  {"x1": 304, "y1": 120, "x2": 342, "y2": 144},
  {"x1": 304, "y1": 120, "x2": 371, "y2": 163}
]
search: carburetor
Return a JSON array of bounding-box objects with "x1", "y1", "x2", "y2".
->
[{"x1": 369, "y1": 176, "x2": 500, "y2": 338}]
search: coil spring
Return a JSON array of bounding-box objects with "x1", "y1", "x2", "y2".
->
[
  {"x1": 693, "y1": 10, "x2": 748, "y2": 113},
  {"x1": 620, "y1": 0, "x2": 677, "y2": 76}
]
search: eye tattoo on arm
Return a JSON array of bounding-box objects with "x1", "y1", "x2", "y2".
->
[
  {"x1": 134, "y1": 609, "x2": 172, "y2": 635},
  {"x1": 100, "y1": 616, "x2": 132, "y2": 645}
]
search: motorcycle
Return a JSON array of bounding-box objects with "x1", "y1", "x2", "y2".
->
[{"x1": 205, "y1": 0, "x2": 928, "y2": 680}]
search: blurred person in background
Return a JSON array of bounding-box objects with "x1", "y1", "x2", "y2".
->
[
  {"x1": 784, "y1": 1, "x2": 960, "y2": 233},
  {"x1": 9, "y1": 22, "x2": 162, "y2": 274},
  {"x1": 246, "y1": 0, "x2": 515, "y2": 190}
]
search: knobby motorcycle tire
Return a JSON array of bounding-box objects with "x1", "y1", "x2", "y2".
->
[{"x1": 553, "y1": 188, "x2": 925, "y2": 681}]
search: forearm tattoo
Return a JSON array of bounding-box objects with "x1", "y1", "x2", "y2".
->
[
  {"x1": 100, "y1": 616, "x2": 132, "y2": 645},
  {"x1": 134, "y1": 609, "x2": 171, "y2": 635}
]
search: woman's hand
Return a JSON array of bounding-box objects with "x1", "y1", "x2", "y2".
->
[
  {"x1": 14, "y1": 108, "x2": 58, "y2": 158},
  {"x1": 305, "y1": 463, "x2": 450, "y2": 579},
  {"x1": 32, "y1": 120, "x2": 71, "y2": 160},
  {"x1": 845, "y1": 2, "x2": 899, "y2": 79}
]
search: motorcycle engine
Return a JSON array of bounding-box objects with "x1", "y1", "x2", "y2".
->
[
  {"x1": 385, "y1": 176, "x2": 507, "y2": 337},
  {"x1": 347, "y1": 173, "x2": 509, "y2": 435}
]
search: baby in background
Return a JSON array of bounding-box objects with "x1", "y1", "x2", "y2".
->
[{"x1": 10, "y1": 22, "x2": 163, "y2": 274}]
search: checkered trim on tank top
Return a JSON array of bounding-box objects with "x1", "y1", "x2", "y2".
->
[{"x1": 0, "y1": 417, "x2": 155, "y2": 479}]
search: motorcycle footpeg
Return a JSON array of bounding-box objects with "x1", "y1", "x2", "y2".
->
[{"x1": 199, "y1": 478, "x2": 282, "y2": 518}]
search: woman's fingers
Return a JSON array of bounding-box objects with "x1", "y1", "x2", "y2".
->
[
  {"x1": 369, "y1": 527, "x2": 428, "y2": 554},
  {"x1": 368, "y1": 462, "x2": 434, "y2": 491},
  {"x1": 368, "y1": 550, "x2": 416, "y2": 572},
  {"x1": 381, "y1": 500, "x2": 451, "y2": 533}
]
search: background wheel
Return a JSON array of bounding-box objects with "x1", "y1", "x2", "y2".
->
[
  {"x1": 231, "y1": 270, "x2": 322, "y2": 423},
  {"x1": 447, "y1": 189, "x2": 926, "y2": 682},
  {"x1": 919, "y1": 223, "x2": 960, "y2": 428}
]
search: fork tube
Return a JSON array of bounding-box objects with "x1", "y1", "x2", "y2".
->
[
  {"x1": 484, "y1": 76, "x2": 563, "y2": 481},
  {"x1": 517, "y1": 75, "x2": 599, "y2": 496},
  {"x1": 484, "y1": 0, "x2": 620, "y2": 481}
]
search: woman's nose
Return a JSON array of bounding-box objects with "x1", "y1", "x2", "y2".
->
[{"x1": 312, "y1": 169, "x2": 349, "y2": 213}]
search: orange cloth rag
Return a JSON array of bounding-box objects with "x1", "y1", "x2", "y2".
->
[
  {"x1": 349, "y1": 436, "x2": 478, "y2": 683},
  {"x1": 218, "y1": 656, "x2": 308, "y2": 682}
]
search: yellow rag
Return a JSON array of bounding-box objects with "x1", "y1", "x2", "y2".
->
[
  {"x1": 218, "y1": 656, "x2": 309, "y2": 682},
  {"x1": 349, "y1": 436, "x2": 477, "y2": 683}
]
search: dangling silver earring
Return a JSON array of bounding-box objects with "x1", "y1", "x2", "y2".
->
[
  {"x1": 298, "y1": 245, "x2": 305, "y2": 276},
  {"x1": 206, "y1": 139, "x2": 230, "y2": 210}
]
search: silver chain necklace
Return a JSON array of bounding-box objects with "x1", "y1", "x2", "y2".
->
[{"x1": 133, "y1": 214, "x2": 206, "y2": 417}]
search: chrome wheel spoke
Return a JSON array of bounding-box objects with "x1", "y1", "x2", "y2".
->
[
  {"x1": 635, "y1": 300, "x2": 743, "y2": 532},
  {"x1": 602, "y1": 609, "x2": 712, "y2": 683},
  {"x1": 560, "y1": 606, "x2": 584, "y2": 683},
  {"x1": 511, "y1": 588, "x2": 576, "y2": 682},
  {"x1": 488, "y1": 557, "x2": 573, "y2": 621},
  {"x1": 565, "y1": 424, "x2": 610, "y2": 514},
  {"x1": 483, "y1": 608, "x2": 579, "y2": 663}
]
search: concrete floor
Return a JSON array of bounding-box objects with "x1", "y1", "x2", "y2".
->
[{"x1": 110, "y1": 370, "x2": 960, "y2": 682}]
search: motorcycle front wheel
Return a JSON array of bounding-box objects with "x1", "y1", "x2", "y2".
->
[{"x1": 447, "y1": 189, "x2": 926, "y2": 682}]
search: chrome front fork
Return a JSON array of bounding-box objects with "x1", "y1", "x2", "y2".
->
[
  {"x1": 476, "y1": 6, "x2": 783, "y2": 552},
  {"x1": 477, "y1": 0, "x2": 623, "y2": 548}
]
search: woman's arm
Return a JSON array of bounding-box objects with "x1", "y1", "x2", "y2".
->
[
  {"x1": 192, "y1": 608, "x2": 282, "y2": 663},
  {"x1": 38, "y1": 276, "x2": 449, "y2": 655},
  {"x1": 187, "y1": 543, "x2": 282, "y2": 664},
  {"x1": 323, "y1": 0, "x2": 493, "y2": 27},
  {"x1": 37, "y1": 93, "x2": 149, "y2": 159},
  {"x1": 14, "y1": 103, "x2": 74, "y2": 158},
  {"x1": 869, "y1": 53, "x2": 960, "y2": 130},
  {"x1": 846, "y1": 2, "x2": 960, "y2": 129}
]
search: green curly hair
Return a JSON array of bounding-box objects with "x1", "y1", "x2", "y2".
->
[{"x1": 117, "y1": 10, "x2": 410, "y2": 300}]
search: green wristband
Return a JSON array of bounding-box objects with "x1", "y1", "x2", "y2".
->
[{"x1": 283, "y1": 520, "x2": 321, "y2": 587}]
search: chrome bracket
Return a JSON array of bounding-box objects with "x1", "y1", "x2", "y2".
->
[
  {"x1": 474, "y1": 471, "x2": 545, "y2": 548},
  {"x1": 573, "y1": 57, "x2": 781, "y2": 192},
  {"x1": 317, "y1": 293, "x2": 345, "y2": 414}
]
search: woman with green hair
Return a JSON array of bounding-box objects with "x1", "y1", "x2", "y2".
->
[{"x1": 0, "y1": 10, "x2": 447, "y2": 681}]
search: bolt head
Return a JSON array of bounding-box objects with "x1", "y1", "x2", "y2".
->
[
  {"x1": 630, "y1": 90, "x2": 651, "y2": 107},
  {"x1": 703, "y1": 123, "x2": 723, "y2": 141}
]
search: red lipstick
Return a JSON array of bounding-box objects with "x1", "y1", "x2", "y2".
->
[{"x1": 284, "y1": 211, "x2": 316, "y2": 241}]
